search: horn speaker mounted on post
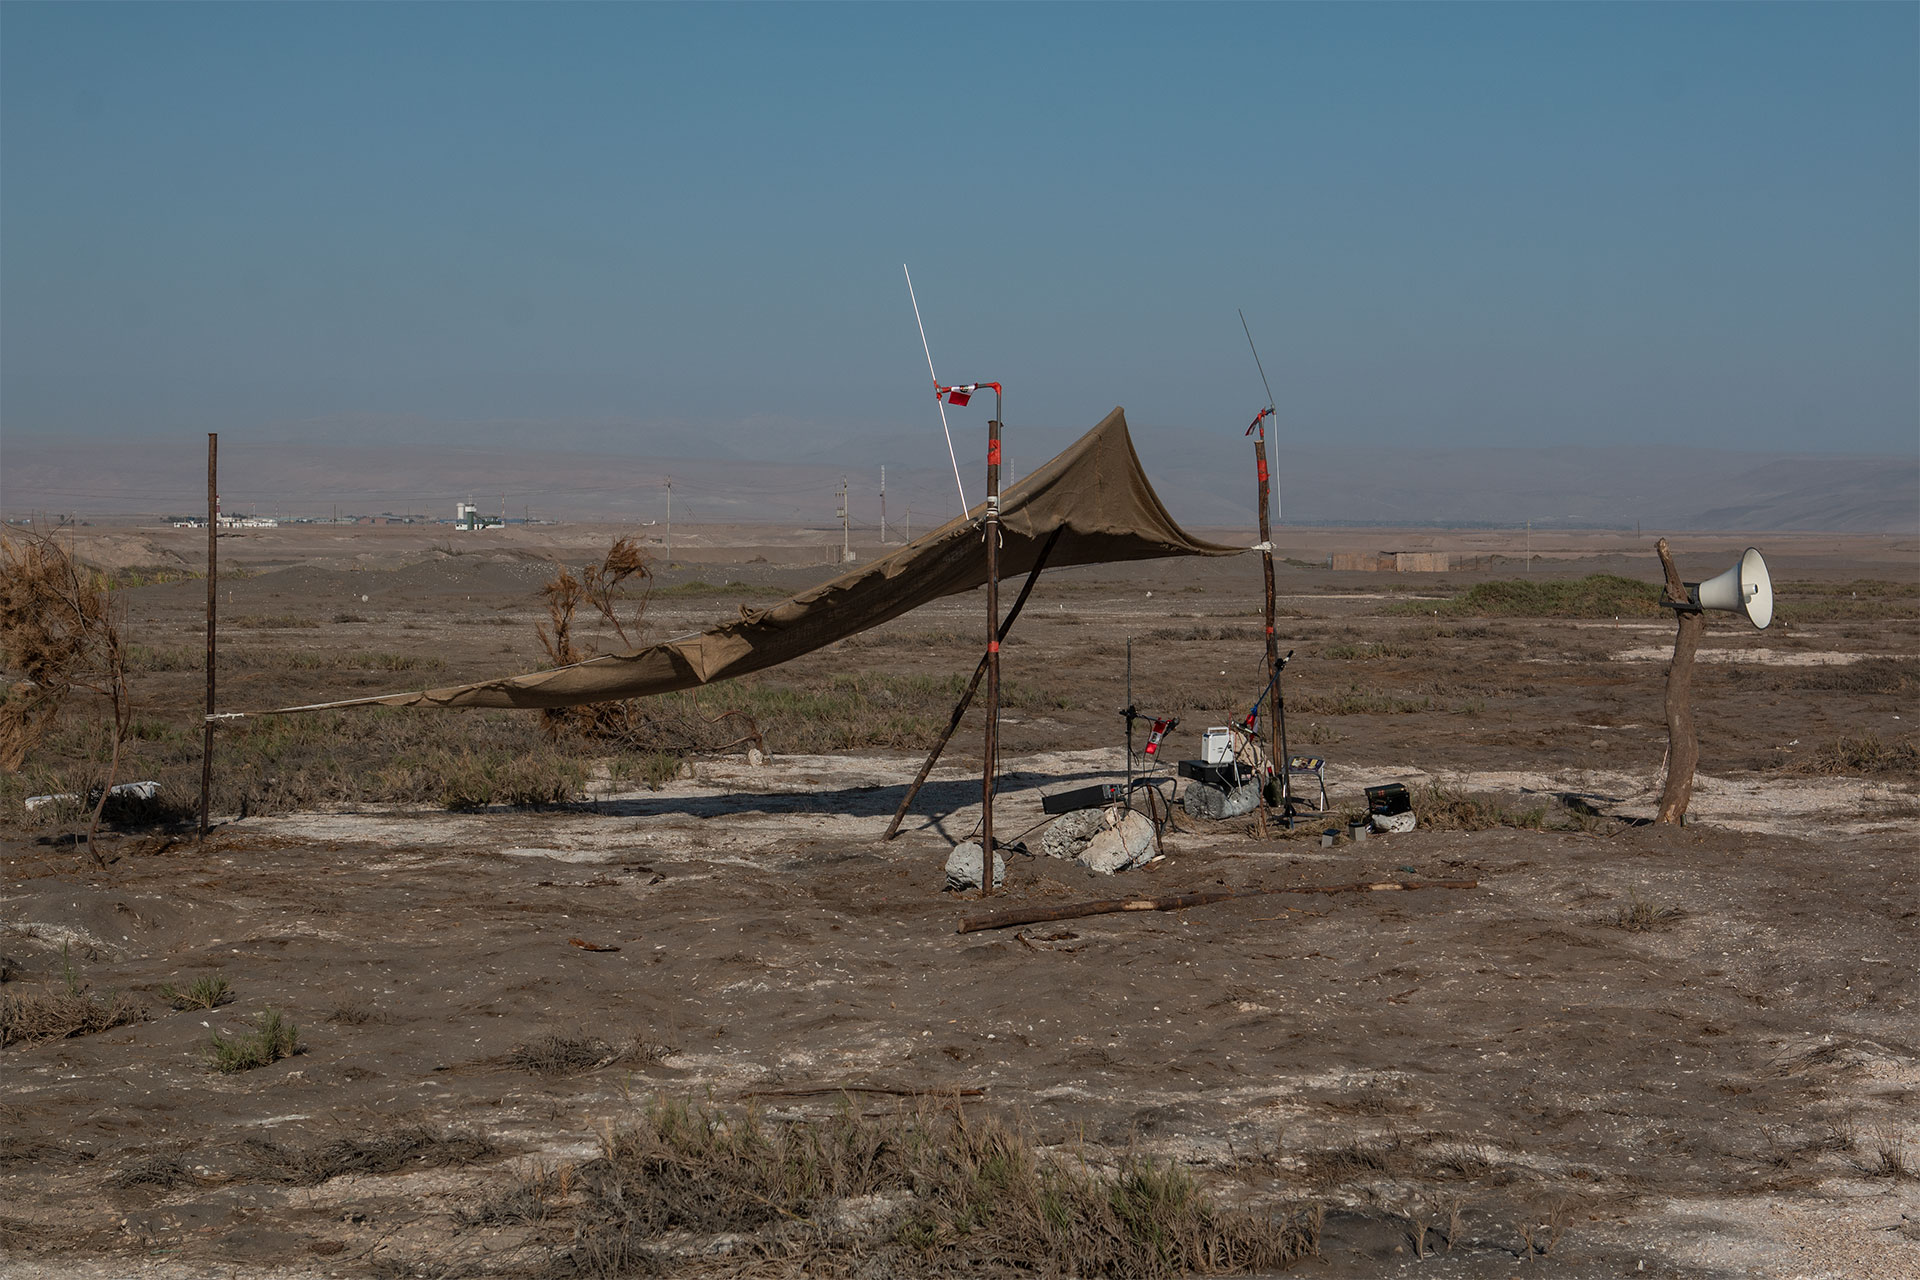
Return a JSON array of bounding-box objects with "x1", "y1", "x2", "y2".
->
[{"x1": 1675, "y1": 547, "x2": 1773, "y2": 630}]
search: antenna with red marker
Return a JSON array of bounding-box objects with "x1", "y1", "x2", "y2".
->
[
  {"x1": 1238, "y1": 310, "x2": 1295, "y2": 822},
  {"x1": 937, "y1": 378, "x2": 1009, "y2": 894}
]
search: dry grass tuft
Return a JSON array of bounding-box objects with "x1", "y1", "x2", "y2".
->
[
  {"x1": 495, "y1": 1097, "x2": 1311, "y2": 1279},
  {"x1": 160, "y1": 975, "x2": 233, "y2": 1011},
  {"x1": 0, "y1": 986, "x2": 143, "y2": 1048},
  {"x1": 1599, "y1": 892, "x2": 1686, "y2": 932}
]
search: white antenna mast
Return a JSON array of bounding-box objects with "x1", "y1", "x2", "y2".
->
[{"x1": 904, "y1": 264, "x2": 969, "y2": 515}]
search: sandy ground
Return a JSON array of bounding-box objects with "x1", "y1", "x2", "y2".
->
[{"x1": 3, "y1": 523, "x2": 1916, "y2": 1278}]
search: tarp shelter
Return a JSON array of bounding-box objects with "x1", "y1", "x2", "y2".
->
[{"x1": 262, "y1": 408, "x2": 1243, "y2": 714}]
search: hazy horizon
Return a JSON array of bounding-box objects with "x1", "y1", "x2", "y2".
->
[{"x1": 5, "y1": 422, "x2": 1912, "y2": 535}]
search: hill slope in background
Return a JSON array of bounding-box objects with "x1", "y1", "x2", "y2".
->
[{"x1": 3, "y1": 425, "x2": 1913, "y2": 533}]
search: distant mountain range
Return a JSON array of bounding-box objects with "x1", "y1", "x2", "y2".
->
[{"x1": 4, "y1": 425, "x2": 1913, "y2": 534}]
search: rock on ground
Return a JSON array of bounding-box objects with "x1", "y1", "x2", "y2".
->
[
  {"x1": 944, "y1": 842, "x2": 1006, "y2": 892},
  {"x1": 1077, "y1": 810, "x2": 1156, "y2": 874},
  {"x1": 1182, "y1": 780, "x2": 1262, "y2": 821},
  {"x1": 1038, "y1": 808, "x2": 1107, "y2": 860}
]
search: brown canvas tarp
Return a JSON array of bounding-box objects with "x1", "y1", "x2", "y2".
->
[{"x1": 272, "y1": 408, "x2": 1241, "y2": 714}]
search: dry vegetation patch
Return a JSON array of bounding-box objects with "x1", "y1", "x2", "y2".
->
[
  {"x1": 1787, "y1": 732, "x2": 1920, "y2": 777},
  {"x1": 245, "y1": 1123, "x2": 501, "y2": 1187},
  {"x1": 480, "y1": 1097, "x2": 1312, "y2": 1279},
  {"x1": 0, "y1": 985, "x2": 143, "y2": 1047},
  {"x1": 1389, "y1": 574, "x2": 1663, "y2": 619}
]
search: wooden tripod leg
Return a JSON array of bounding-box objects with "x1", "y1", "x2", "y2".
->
[{"x1": 883, "y1": 530, "x2": 1060, "y2": 841}]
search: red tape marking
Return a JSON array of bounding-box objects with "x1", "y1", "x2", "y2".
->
[
  {"x1": 987, "y1": 440, "x2": 1001, "y2": 465},
  {"x1": 988, "y1": 640, "x2": 1000, "y2": 653}
]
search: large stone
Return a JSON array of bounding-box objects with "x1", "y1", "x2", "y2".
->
[
  {"x1": 1183, "y1": 780, "x2": 1262, "y2": 822},
  {"x1": 944, "y1": 842, "x2": 1006, "y2": 892},
  {"x1": 1038, "y1": 808, "x2": 1107, "y2": 860},
  {"x1": 1077, "y1": 810, "x2": 1156, "y2": 875}
]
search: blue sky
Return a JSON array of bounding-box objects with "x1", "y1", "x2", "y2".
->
[{"x1": 4, "y1": 2, "x2": 1914, "y2": 464}]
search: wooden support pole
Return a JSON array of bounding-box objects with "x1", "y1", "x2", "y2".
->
[
  {"x1": 1655, "y1": 537, "x2": 1704, "y2": 825},
  {"x1": 958, "y1": 878, "x2": 1479, "y2": 934},
  {"x1": 883, "y1": 530, "x2": 1059, "y2": 841},
  {"x1": 982, "y1": 414, "x2": 1002, "y2": 894},
  {"x1": 199, "y1": 433, "x2": 217, "y2": 839},
  {"x1": 1253, "y1": 431, "x2": 1286, "y2": 820}
]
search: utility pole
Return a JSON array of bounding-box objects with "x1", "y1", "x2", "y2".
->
[
  {"x1": 880, "y1": 466, "x2": 887, "y2": 544},
  {"x1": 664, "y1": 477, "x2": 672, "y2": 562}
]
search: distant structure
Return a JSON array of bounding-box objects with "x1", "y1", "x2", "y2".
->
[
  {"x1": 1330, "y1": 551, "x2": 1451, "y2": 573},
  {"x1": 454, "y1": 501, "x2": 500, "y2": 532},
  {"x1": 173, "y1": 515, "x2": 278, "y2": 529}
]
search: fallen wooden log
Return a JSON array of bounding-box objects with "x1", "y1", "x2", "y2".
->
[{"x1": 956, "y1": 878, "x2": 1478, "y2": 934}]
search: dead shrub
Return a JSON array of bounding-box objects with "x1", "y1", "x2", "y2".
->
[
  {"x1": 537, "y1": 537, "x2": 656, "y2": 744},
  {"x1": 245, "y1": 1124, "x2": 500, "y2": 1187},
  {"x1": 1411, "y1": 785, "x2": 1547, "y2": 831},
  {"x1": 0, "y1": 532, "x2": 134, "y2": 859},
  {"x1": 506, "y1": 1032, "x2": 623, "y2": 1076},
  {"x1": 0, "y1": 986, "x2": 143, "y2": 1048},
  {"x1": 108, "y1": 1152, "x2": 195, "y2": 1190},
  {"x1": 1788, "y1": 733, "x2": 1920, "y2": 777}
]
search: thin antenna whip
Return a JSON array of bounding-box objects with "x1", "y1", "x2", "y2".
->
[
  {"x1": 1239, "y1": 308, "x2": 1276, "y2": 414},
  {"x1": 1239, "y1": 308, "x2": 1281, "y2": 521},
  {"x1": 905, "y1": 264, "x2": 969, "y2": 516}
]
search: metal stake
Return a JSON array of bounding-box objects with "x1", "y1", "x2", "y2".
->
[
  {"x1": 199, "y1": 433, "x2": 217, "y2": 838},
  {"x1": 981, "y1": 389, "x2": 1003, "y2": 895}
]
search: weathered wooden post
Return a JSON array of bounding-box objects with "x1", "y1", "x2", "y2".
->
[
  {"x1": 1653, "y1": 540, "x2": 1774, "y2": 825},
  {"x1": 1654, "y1": 538, "x2": 1705, "y2": 825}
]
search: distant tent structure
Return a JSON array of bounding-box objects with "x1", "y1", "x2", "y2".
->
[{"x1": 254, "y1": 408, "x2": 1243, "y2": 715}]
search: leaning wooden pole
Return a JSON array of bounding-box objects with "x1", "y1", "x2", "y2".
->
[
  {"x1": 198, "y1": 433, "x2": 218, "y2": 839},
  {"x1": 1655, "y1": 537, "x2": 1705, "y2": 825},
  {"x1": 958, "y1": 878, "x2": 1479, "y2": 933},
  {"x1": 883, "y1": 530, "x2": 1059, "y2": 841}
]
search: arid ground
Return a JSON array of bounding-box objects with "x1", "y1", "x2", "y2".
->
[{"x1": 3, "y1": 521, "x2": 1916, "y2": 1279}]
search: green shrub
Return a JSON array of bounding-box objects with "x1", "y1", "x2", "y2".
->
[
  {"x1": 1390, "y1": 574, "x2": 1663, "y2": 619},
  {"x1": 207, "y1": 1008, "x2": 301, "y2": 1072},
  {"x1": 161, "y1": 975, "x2": 233, "y2": 1011}
]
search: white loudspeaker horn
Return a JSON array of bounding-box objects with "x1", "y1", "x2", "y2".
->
[{"x1": 1688, "y1": 547, "x2": 1773, "y2": 630}]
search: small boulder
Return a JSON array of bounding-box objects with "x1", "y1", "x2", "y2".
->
[
  {"x1": 1038, "y1": 808, "x2": 1107, "y2": 860},
  {"x1": 944, "y1": 842, "x2": 1006, "y2": 892},
  {"x1": 1077, "y1": 810, "x2": 1156, "y2": 875},
  {"x1": 1183, "y1": 780, "x2": 1262, "y2": 821}
]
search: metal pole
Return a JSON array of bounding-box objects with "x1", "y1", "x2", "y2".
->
[
  {"x1": 981, "y1": 389, "x2": 1003, "y2": 895},
  {"x1": 199, "y1": 433, "x2": 217, "y2": 838}
]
